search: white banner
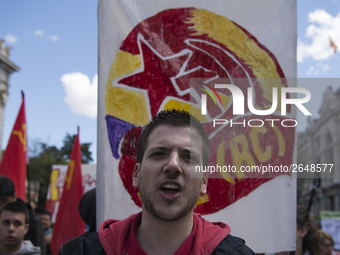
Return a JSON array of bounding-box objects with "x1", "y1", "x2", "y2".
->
[
  {"x1": 321, "y1": 211, "x2": 340, "y2": 251},
  {"x1": 45, "y1": 164, "x2": 96, "y2": 223},
  {"x1": 98, "y1": 0, "x2": 297, "y2": 252}
]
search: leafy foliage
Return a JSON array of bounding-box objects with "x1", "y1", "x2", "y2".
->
[{"x1": 60, "y1": 133, "x2": 93, "y2": 164}]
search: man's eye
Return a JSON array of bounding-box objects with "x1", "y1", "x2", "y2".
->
[
  {"x1": 184, "y1": 154, "x2": 192, "y2": 162},
  {"x1": 2, "y1": 220, "x2": 10, "y2": 226},
  {"x1": 14, "y1": 221, "x2": 23, "y2": 227},
  {"x1": 186, "y1": 154, "x2": 201, "y2": 164},
  {"x1": 152, "y1": 152, "x2": 164, "y2": 157}
]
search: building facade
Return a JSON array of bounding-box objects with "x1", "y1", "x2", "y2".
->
[
  {"x1": 0, "y1": 39, "x2": 19, "y2": 157},
  {"x1": 297, "y1": 86, "x2": 340, "y2": 216}
]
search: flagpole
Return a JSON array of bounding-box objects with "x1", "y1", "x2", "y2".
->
[
  {"x1": 27, "y1": 163, "x2": 31, "y2": 204},
  {"x1": 22, "y1": 91, "x2": 29, "y2": 203},
  {"x1": 329, "y1": 54, "x2": 332, "y2": 87},
  {"x1": 329, "y1": 37, "x2": 338, "y2": 84}
]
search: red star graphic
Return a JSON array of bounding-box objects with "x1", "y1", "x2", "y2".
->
[{"x1": 118, "y1": 40, "x2": 191, "y2": 116}]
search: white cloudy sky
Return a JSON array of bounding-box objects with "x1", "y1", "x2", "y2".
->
[
  {"x1": 61, "y1": 73, "x2": 97, "y2": 119},
  {"x1": 0, "y1": 1, "x2": 98, "y2": 161},
  {"x1": 0, "y1": 1, "x2": 339, "y2": 162},
  {"x1": 297, "y1": 9, "x2": 340, "y2": 63}
]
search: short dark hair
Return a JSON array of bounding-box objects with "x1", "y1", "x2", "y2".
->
[
  {"x1": 0, "y1": 176, "x2": 15, "y2": 197},
  {"x1": 34, "y1": 206, "x2": 51, "y2": 218},
  {"x1": 136, "y1": 109, "x2": 210, "y2": 167},
  {"x1": 0, "y1": 201, "x2": 29, "y2": 224}
]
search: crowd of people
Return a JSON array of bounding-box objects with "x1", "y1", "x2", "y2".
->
[
  {"x1": 0, "y1": 110, "x2": 339, "y2": 254},
  {"x1": 259, "y1": 205, "x2": 340, "y2": 255},
  {"x1": 0, "y1": 176, "x2": 96, "y2": 255}
]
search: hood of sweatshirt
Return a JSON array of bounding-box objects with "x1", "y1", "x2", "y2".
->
[
  {"x1": 98, "y1": 212, "x2": 231, "y2": 255},
  {"x1": 15, "y1": 240, "x2": 41, "y2": 255}
]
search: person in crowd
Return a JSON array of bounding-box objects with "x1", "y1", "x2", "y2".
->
[
  {"x1": 318, "y1": 230, "x2": 340, "y2": 255},
  {"x1": 34, "y1": 207, "x2": 53, "y2": 255},
  {"x1": 58, "y1": 188, "x2": 96, "y2": 255},
  {"x1": 0, "y1": 201, "x2": 41, "y2": 255},
  {"x1": 263, "y1": 205, "x2": 322, "y2": 255},
  {"x1": 74, "y1": 109, "x2": 254, "y2": 254},
  {"x1": 0, "y1": 176, "x2": 46, "y2": 255},
  {"x1": 295, "y1": 205, "x2": 322, "y2": 255}
]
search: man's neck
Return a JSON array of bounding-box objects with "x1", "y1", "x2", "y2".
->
[
  {"x1": 135, "y1": 210, "x2": 194, "y2": 255},
  {"x1": 0, "y1": 243, "x2": 21, "y2": 255}
]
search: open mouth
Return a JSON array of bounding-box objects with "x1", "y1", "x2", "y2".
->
[
  {"x1": 6, "y1": 236, "x2": 14, "y2": 241},
  {"x1": 161, "y1": 183, "x2": 180, "y2": 194}
]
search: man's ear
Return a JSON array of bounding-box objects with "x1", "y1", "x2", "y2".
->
[
  {"x1": 132, "y1": 163, "x2": 141, "y2": 188},
  {"x1": 299, "y1": 226, "x2": 308, "y2": 238},
  {"x1": 200, "y1": 173, "x2": 208, "y2": 195},
  {"x1": 24, "y1": 223, "x2": 29, "y2": 235}
]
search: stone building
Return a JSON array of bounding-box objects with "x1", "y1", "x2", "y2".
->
[
  {"x1": 297, "y1": 86, "x2": 340, "y2": 216},
  {"x1": 0, "y1": 39, "x2": 20, "y2": 157}
]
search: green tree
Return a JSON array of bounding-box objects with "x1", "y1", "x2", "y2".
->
[
  {"x1": 28, "y1": 134, "x2": 93, "y2": 205},
  {"x1": 60, "y1": 133, "x2": 93, "y2": 163}
]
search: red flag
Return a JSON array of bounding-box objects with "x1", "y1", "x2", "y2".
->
[
  {"x1": 0, "y1": 92, "x2": 27, "y2": 201},
  {"x1": 50, "y1": 127, "x2": 84, "y2": 255},
  {"x1": 330, "y1": 37, "x2": 337, "y2": 54}
]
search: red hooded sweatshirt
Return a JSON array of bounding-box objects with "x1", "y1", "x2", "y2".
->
[{"x1": 98, "y1": 212, "x2": 231, "y2": 255}]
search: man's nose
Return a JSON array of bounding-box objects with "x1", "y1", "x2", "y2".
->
[
  {"x1": 7, "y1": 223, "x2": 15, "y2": 232},
  {"x1": 164, "y1": 152, "x2": 182, "y2": 175}
]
